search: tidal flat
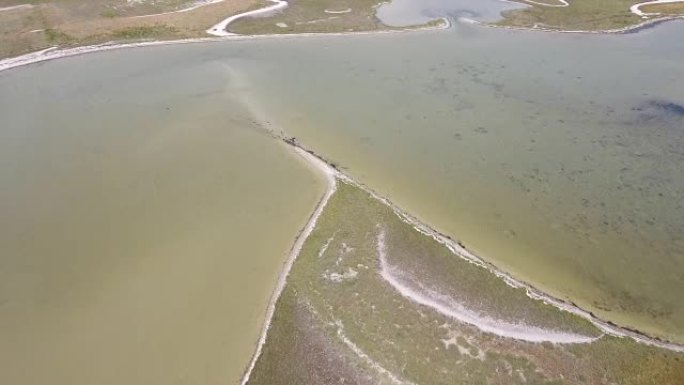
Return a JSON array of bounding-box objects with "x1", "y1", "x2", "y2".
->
[{"x1": 246, "y1": 181, "x2": 684, "y2": 385}]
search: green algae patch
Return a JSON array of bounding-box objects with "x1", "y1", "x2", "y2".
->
[{"x1": 246, "y1": 181, "x2": 684, "y2": 385}]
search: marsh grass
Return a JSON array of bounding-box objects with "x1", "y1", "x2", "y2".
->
[
  {"x1": 247, "y1": 181, "x2": 684, "y2": 385},
  {"x1": 640, "y1": 2, "x2": 684, "y2": 14},
  {"x1": 111, "y1": 24, "x2": 180, "y2": 40},
  {"x1": 499, "y1": 0, "x2": 645, "y2": 31},
  {"x1": 228, "y1": 0, "x2": 391, "y2": 34},
  {"x1": 0, "y1": 0, "x2": 260, "y2": 59}
]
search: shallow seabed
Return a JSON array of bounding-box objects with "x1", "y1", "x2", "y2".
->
[
  {"x1": 0, "y1": 51, "x2": 325, "y2": 385},
  {"x1": 228, "y1": 21, "x2": 684, "y2": 342}
]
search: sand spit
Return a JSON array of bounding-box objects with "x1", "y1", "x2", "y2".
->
[
  {"x1": 376, "y1": 228, "x2": 599, "y2": 344},
  {"x1": 0, "y1": 4, "x2": 33, "y2": 12},
  {"x1": 0, "y1": 18, "x2": 449, "y2": 74},
  {"x1": 264, "y1": 140, "x2": 684, "y2": 354},
  {"x1": 324, "y1": 8, "x2": 352, "y2": 14},
  {"x1": 522, "y1": 0, "x2": 568, "y2": 7},
  {"x1": 330, "y1": 173, "x2": 684, "y2": 352},
  {"x1": 238, "y1": 147, "x2": 337, "y2": 385},
  {"x1": 206, "y1": 0, "x2": 288, "y2": 36},
  {"x1": 383, "y1": 205, "x2": 684, "y2": 353},
  {"x1": 631, "y1": 0, "x2": 684, "y2": 17}
]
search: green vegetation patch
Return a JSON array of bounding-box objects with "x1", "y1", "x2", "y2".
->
[
  {"x1": 640, "y1": 2, "x2": 684, "y2": 14},
  {"x1": 228, "y1": 0, "x2": 392, "y2": 34},
  {"x1": 111, "y1": 24, "x2": 181, "y2": 40},
  {"x1": 44, "y1": 28, "x2": 74, "y2": 44},
  {"x1": 499, "y1": 0, "x2": 645, "y2": 31},
  {"x1": 247, "y1": 181, "x2": 684, "y2": 385}
]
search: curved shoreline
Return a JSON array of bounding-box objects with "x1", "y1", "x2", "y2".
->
[
  {"x1": 0, "y1": 4, "x2": 33, "y2": 12},
  {"x1": 268, "y1": 139, "x2": 684, "y2": 354},
  {"x1": 488, "y1": 13, "x2": 684, "y2": 34},
  {"x1": 521, "y1": 0, "x2": 568, "y2": 7},
  {"x1": 2, "y1": 6, "x2": 684, "y2": 73},
  {"x1": 238, "y1": 147, "x2": 337, "y2": 385},
  {"x1": 207, "y1": 0, "x2": 288, "y2": 36},
  {"x1": 631, "y1": 0, "x2": 684, "y2": 17},
  {"x1": 0, "y1": 18, "x2": 450, "y2": 73},
  {"x1": 236, "y1": 136, "x2": 683, "y2": 385},
  {"x1": 376, "y1": 228, "x2": 600, "y2": 344}
]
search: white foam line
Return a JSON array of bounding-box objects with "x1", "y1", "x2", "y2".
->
[
  {"x1": 335, "y1": 320, "x2": 416, "y2": 385},
  {"x1": 239, "y1": 147, "x2": 337, "y2": 385},
  {"x1": 376, "y1": 229, "x2": 599, "y2": 344},
  {"x1": 631, "y1": 0, "x2": 684, "y2": 17},
  {"x1": 132, "y1": 0, "x2": 227, "y2": 18},
  {"x1": 0, "y1": 4, "x2": 33, "y2": 12},
  {"x1": 206, "y1": 0, "x2": 288, "y2": 36}
]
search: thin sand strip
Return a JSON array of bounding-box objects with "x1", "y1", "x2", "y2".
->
[
  {"x1": 631, "y1": 0, "x2": 684, "y2": 17},
  {"x1": 0, "y1": 18, "x2": 449, "y2": 73},
  {"x1": 376, "y1": 228, "x2": 600, "y2": 344},
  {"x1": 324, "y1": 8, "x2": 352, "y2": 14},
  {"x1": 239, "y1": 147, "x2": 337, "y2": 385},
  {"x1": 0, "y1": 4, "x2": 33, "y2": 12},
  {"x1": 207, "y1": 0, "x2": 288, "y2": 36},
  {"x1": 522, "y1": 0, "x2": 569, "y2": 7}
]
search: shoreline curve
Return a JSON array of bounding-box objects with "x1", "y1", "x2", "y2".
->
[
  {"x1": 630, "y1": 0, "x2": 684, "y2": 17},
  {"x1": 270, "y1": 139, "x2": 684, "y2": 354},
  {"x1": 207, "y1": 0, "x2": 288, "y2": 36}
]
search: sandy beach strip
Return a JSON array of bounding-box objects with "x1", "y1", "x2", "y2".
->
[
  {"x1": 206, "y1": 0, "x2": 288, "y2": 36},
  {"x1": 238, "y1": 147, "x2": 337, "y2": 385},
  {"x1": 631, "y1": 0, "x2": 684, "y2": 17},
  {"x1": 522, "y1": 0, "x2": 568, "y2": 7},
  {"x1": 376, "y1": 228, "x2": 600, "y2": 344},
  {"x1": 0, "y1": 18, "x2": 449, "y2": 73},
  {"x1": 0, "y1": 4, "x2": 33, "y2": 12},
  {"x1": 326, "y1": 163, "x2": 684, "y2": 353}
]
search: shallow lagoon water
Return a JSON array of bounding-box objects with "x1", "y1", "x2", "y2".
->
[
  {"x1": 1, "y1": 17, "x2": 684, "y2": 385},
  {"x1": 0, "y1": 50, "x2": 324, "y2": 384},
  {"x1": 226, "y1": 22, "x2": 684, "y2": 342}
]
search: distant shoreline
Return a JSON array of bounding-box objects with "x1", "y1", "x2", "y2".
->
[
  {"x1": 0, "y1": 18, "x2": 449, "y2": 73},
  {"x1": 2, "y1": 3, "x2": 684, "y2": 74}
]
